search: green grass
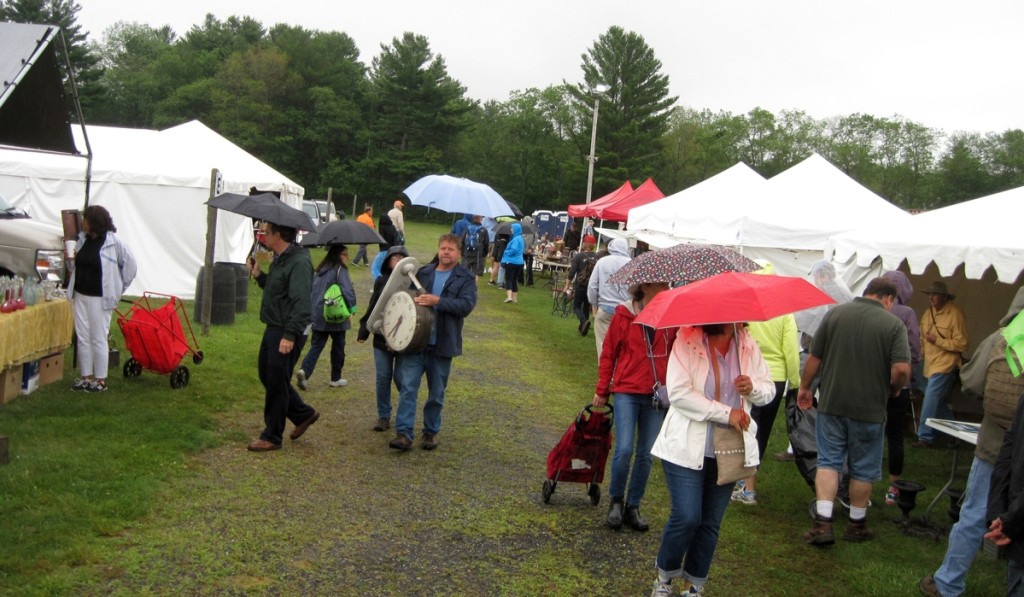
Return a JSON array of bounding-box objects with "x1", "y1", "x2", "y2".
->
[{"x1": 0, "y1": 220, "x2": 1010, "y2": 596}]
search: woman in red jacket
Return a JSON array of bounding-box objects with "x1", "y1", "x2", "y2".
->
[{"x1": 593, "y1": 281, "x2": 676, "y2": 531}]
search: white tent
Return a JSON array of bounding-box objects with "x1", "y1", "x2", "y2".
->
[
  {"x1": 826, "y1": 185, "x2": 1024, "y2": 358},
  {"x1": 626, "y1": 154, "x2": 912, "y2": 278},
  {"x1": 627, "y1": 162, "x2": 767, "y2": 248},
  {"x1": 828, "y1": 185, "x2": 1024, "y2": 284},
  {"x1": 0, "y1": 121, "x2": 304, "y2": 299}
]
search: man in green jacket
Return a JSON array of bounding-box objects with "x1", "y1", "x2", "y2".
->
[{"x1": 246, "y1": 222, "x2": 319, "y2": 452}]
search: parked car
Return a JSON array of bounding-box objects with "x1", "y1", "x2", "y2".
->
[
  {"x1": 314, "y1": 200, "x2": 337, "y2": 223},
  {"x1": 301, "y1": 200, "x2": 321, "y2": 227},
  {"x1": 0, "y1": 192, "x2": 65, "y2": 282}
]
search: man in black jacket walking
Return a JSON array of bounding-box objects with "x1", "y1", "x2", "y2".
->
[{"x1": 246, "y1": 222, "x2": 319, "y2": 452}]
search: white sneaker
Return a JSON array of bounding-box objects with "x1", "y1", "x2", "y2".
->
[
  {"x1": 296, "y1": 369, "x2": 308, "y2": 390},
  {"x1": 732, "y1": 490, "x2": 758, "y2": 505},
  {"x1": 730, "y1": 480, "x2": 746, "y2": 500},
  {"x1": 650, "y1": 580, "x2": 673, "y2": 597},
  {"x1": 328, "y1": 378, "x2": 348, "y2": 387}
]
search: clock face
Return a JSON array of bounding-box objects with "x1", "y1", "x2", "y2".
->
[{"x1": 381, "y1": 290, "x2": 433, "y2": 353}]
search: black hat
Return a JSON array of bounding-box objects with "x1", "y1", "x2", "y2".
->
[{"x1": 921, "y1": 280, "x2": 955, "y2": 300}]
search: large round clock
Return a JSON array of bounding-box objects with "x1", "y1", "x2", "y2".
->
[
  {"x1": 380, "y1": 289, "x2": 434, "y2": 354},
  {"x1": 365, "y1": 256, "x2": 436, "y2": 354}
]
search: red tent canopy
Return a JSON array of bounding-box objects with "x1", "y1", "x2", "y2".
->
[
  {"x1": 598, "y1": 178, "x2": 665, "y2": 222},
  {"x1": 567, "y1": 181, "x2": 634, "y2": 218}
]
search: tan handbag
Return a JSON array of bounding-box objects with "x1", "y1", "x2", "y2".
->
[{"x1": 709, "y1": 343, "x2": 756, "y2": 486}]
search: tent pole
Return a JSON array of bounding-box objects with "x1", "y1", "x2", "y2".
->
[
  {"x1": 55, "y1": 29, "x2": 91, "y2": 209},
  {"x1": 200, "y1": 169, "x2": 220, "y2": 336}
]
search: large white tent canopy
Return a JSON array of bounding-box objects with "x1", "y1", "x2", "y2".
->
[
  {"x1": 826, "y1": 185, "x2": 1024, "y2": 364},
  {"x1": 827, "y1": 185, "x2": 1024, "y2": 284},
  {"x1": 0, "y1": 120, "x2": 303, "y2": 299},
  {"x1": 625, "y1": 154, "x2": 911, "y2": 278}
]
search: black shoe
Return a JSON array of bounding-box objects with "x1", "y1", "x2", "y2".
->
[
  {"x1": 606, "y1": 500, "x2": 624, "y2": 529},
  {"x1": 581, "y1": 320, "x2": 591, "y2": 337},
  {"x1": 624, "y1": 505, "x2": 649, "y2": 532}
]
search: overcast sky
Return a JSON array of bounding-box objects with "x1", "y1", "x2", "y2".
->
[{"x1": 75, "y1": 0, "x2": 1024, "y2": 135}]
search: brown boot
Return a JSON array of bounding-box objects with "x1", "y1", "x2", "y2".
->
[
  {"x1": 843, "y1": 518, "x2": 875, "y2": 542},
  {"x1": 802, "y1": 516, "x2": 835, "y2": 546}
]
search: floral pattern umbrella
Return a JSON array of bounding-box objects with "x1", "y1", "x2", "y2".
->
[{"x1": 608, "y1": 243, "x2": 760, "y2": 286}]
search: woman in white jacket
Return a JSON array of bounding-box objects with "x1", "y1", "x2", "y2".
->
[
  {"x1": 648, "y1": 323, "x2": 774, "y2": 596},
  {"x1": 67, "y1": 205, "x2": 137, "y2": 393}
]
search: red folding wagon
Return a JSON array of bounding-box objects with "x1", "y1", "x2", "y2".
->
[
  {"x1": 116, "y1": 292, "x2": 203, "y2": 389},
  {"x1": 541, "y1": 404, "x2": 614, "y2": 506}
]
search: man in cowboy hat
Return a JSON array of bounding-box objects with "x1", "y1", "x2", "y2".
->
[{"x1": 915, "y1": 280, "x2": 969, "y2": 448}]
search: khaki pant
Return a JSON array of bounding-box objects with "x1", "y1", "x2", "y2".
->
[{"x1": 594, "y1": 308, "x2": 615, "y2": 361}]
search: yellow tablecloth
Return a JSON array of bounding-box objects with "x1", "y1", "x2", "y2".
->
[{"x1": 0, "y1": 299, "x2": 74, "y2": 369}]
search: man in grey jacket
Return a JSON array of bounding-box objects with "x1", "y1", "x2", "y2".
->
[{"x1": 586, "y1": 237, "x2": 631, "y2": 360}]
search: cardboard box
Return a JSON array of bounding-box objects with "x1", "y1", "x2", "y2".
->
[
  {"x1": 39, "y1": 352, "x2": 65, "y2": 386},
  {"x1": 1, "y1": 366, "x2": 23, "y2": 404}
]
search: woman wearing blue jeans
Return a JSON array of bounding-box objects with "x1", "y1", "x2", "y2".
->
[
  {"x1": 357, "y1": 245, "x2": 409, "y2": 431},
  {"x1": 593, "y1": 282, "x2": 675, "y2": 532},
  {"x1": 648, "y1": 323, "x2": 774, "y2": 596}
]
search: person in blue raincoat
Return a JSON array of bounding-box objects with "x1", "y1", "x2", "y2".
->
[{"x1": 500, "y1": 222, "x2": 525, "y2": 304}]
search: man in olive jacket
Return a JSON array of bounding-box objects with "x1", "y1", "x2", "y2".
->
[{"x1": 246, "y1": 222, "x2": 319, "y2": 452}]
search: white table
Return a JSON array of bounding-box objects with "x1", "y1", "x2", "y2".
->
[{"x1": 923, "y1": 418, "x2": 979, "y2": 522}]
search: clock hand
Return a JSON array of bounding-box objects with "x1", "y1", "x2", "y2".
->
[{"x1": 389, "y1": 315, "x2": 404, "y2": 339}]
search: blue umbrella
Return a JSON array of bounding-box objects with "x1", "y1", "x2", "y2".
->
[{"x1": 403, "y1": 175, "x2": 513, "y2": 218}]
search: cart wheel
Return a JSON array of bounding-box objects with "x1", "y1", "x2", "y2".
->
[
  {"x1": 193, "y1": 351, "x2": 204, "y2": 365},
  {"x1": 542, "y1": 479, "x2": 555, "y2": 504},
  {"x1": 123, "y1": 358, "x2": 142, "y2": 378},
  {"x1": 588, "y1": 483, "x2": 601, "y2": 506},
  {"x1": 170, "y1": 366, "x2": 190, "y2": 389}
]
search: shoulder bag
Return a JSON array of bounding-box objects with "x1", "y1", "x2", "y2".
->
[{"x1": 709, "y1": 341, "x2": 756, "y2": 486}]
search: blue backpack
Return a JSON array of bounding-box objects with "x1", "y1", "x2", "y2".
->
[{"x1": 465, "y1": 223, "x2": 482, "y2": 251}]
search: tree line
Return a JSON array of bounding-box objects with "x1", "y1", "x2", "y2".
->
[{"x1": 3, "y1": 1, "x2": 1022, "y2": 217}]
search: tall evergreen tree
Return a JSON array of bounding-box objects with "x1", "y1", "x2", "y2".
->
[
  {"x1": 569, "y1": 26, "x2": 676, "y2": 196},
  {"x1": 344, "y1": 32, "x2": 473, "y2": 199}
]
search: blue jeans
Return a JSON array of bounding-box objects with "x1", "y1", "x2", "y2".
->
[
  {"x1": 656, "y1": 458, "x2": 734, "y2": 586},
  {"x1": 918, "y1": 372, "x2": 956, "y2": 443},
  {"x1": 300, "y1": 330, "x2": 346, "y2": 382},
  {"x1": 373, "y1": 347, "x2": 398, "y2": 420},
  {"x1": 610, "y1": 393, "x2": 664, "y2": 506},
  {"x1": 394, "y1": 347, "x2": 452, "y2": 440},
  {"x1": 933, "y1": 457, "x2": 994, "y2": 596}
]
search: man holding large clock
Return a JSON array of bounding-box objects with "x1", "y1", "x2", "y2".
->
[{"x1": 389, "y1": 233, "x2": 478, "y2": 451}]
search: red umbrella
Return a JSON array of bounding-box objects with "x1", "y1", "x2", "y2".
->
[{"x1": 634, "y1": 271, "x2": 836, "y2": 329}]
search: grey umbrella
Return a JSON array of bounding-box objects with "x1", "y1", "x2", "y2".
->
[
  {"x1": 493, "y1": 220, "x2": 538, "y2": 238},
  {"x1": 207, "y1": 192, "x2": 314, "y2": 231}
]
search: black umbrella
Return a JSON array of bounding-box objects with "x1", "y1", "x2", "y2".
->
[
  {"x1": 505, "y1": 200, "x2": 524, "y2": 219},
  {"x1": 493, "y1": 219, "x2": 538, "y2": 238},
  {"x1": 207, "y1": 192, "x2": 314, "y2": 231},
  {"x1": 300, "y1": 219, "x2": 387, "y2": 246}
]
